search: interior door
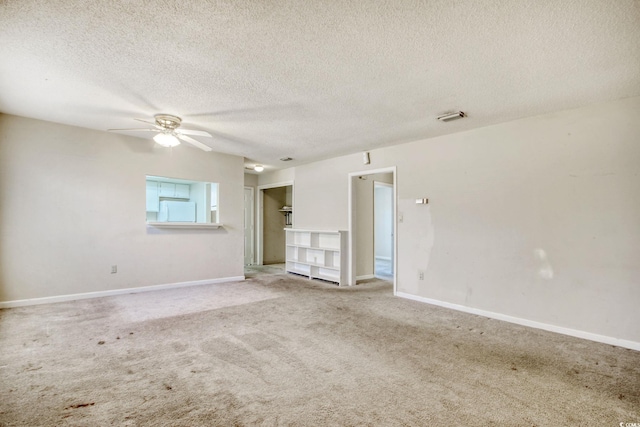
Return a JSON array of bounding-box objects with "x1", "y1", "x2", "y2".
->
[
  {"x1": 374, "y1": 182, "x2": 394, "y2": 277},
  {"x1": 244, "y1": 187, "x2": 254, "y2": 265}
]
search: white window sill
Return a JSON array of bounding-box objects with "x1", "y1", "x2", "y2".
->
[{"x1": 146, "y1": 222, "x2": 223, "y2": 229}]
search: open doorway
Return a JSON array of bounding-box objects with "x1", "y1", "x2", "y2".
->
[
  {"x1": 374, "y1": 181, "x2": 394, "y2": 279},
  {"x1": 256, "y1": 181, "x2": 294, "y2": 267},
  {"x1": 348, "y1": 167, "x2": 396, "y2": 292}
]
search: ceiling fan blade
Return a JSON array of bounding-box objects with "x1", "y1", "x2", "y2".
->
[
  {"x1": 176, "y1": 134, "x2": 213, "y2": 152},
  {"x1": 134, "y1": 118, "x2": 161, "y2": 128},
  {"x1": 107, "y1": 128, "x2": 156, "y2": 132},
  {"x1": 176, "y1": 129, "x2": 212, "y2": 137}
]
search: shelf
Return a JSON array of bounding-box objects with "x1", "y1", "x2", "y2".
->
[
  {"x1": 147, "y1": 222, "x2": 223, "y2": 229},
  {"x1": 286, "y1": 244, "x2": 338, "y2": 252},
  {"x1": 287, "y1": 243, "x2": 310, "y2": 249},
  {"x1": 284, "y1": 228, "x2": 342, "y2": 234},
  {"x1": 279, "y1": 209, "x2": 293, "y2": 226},
  {"x1": 286, "y1": 259, "x2": 339, "y2": 270},
  {"x1": 285, "y1": 228, "x2": 347, "y2": 286}
]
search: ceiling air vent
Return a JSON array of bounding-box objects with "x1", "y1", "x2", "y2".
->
[{"x1": 437, "y1": 111, "x2": 466, "y2": 122}]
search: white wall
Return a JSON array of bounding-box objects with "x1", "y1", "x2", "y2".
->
[
  {"x1": 244, "y1": 173, "x2": 258, "y2": 188},
  {"x1": 0, "y1": 114, "x2": 245, "y2": 302},
  {"x1": 285, "y1": 186, "x2": 292, "y2": 207},
  {"x1": 355, "y1": 176, "x2": 373, "y2": 278},
  {"x1": 290, "y1": 96, "x2": 640, "y2": 344},
  {"x1": 258, "y1": 168, "x2": 294, "y2": 187}
]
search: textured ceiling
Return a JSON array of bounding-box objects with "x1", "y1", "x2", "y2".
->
[{"x1": 1, "y1": 1, "x2": 639, "y2": 170}]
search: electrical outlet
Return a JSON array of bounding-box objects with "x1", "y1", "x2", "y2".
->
[
  {"x1": 111, "y1": 265, "x2": 117, "y2": 274},
  {"x1": 418, "y1": 270, "x2": 425, "y2": 280}
]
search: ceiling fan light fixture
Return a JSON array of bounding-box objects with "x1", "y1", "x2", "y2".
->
[
  {"x1": 155, "y1": 114, "x2": 182, "y2": 129},
  {"x1": 153, "y1": 132, "x2": 180, "y2": 147},
  {"x1": 254, "y1": 165, "x2": 264, "y2": 172}
]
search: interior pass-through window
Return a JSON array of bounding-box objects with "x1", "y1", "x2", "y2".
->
[{"x1": 145, "y1": 175, "x2": 219, "y2": 223}]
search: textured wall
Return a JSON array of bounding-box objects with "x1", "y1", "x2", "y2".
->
[{"x1": 0, "y1": 115, "x2": 245, "y2": 302}]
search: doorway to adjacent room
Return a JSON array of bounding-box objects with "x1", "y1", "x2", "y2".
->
[
  {"x1": 374, "y1": 181, "x2": 394, "y2": 279},
  {"x1": 348, "y1": 167, "x2": 397, "y2": 292},
  {"x1": 256, "y1": 181, "x2": 294, "y2": 266}
]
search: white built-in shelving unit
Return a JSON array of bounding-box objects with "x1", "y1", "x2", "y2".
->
[{"x1": 285, "y1": 229, "x2": 347, "y2": 286}]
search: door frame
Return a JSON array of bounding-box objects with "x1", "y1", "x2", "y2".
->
[
  {"x1": 256, "y1": 181, "x2": 294, "y2": 265},
  {"x1": 243, "y1": 186, "x2": 255, "y2": 266},
  {"x1": 347, "y1": 166, "x2": 397, "y2": 294}
]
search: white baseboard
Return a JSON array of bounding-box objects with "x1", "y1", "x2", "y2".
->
[
  {"x1": 395, "y1": 291, "x2": 640, "y2": 352},
  {"x1": 0, "y1": 276, "x2": 246, "y2": 309},
  {"x1": 356, "y1": 274, "x2": 375, "y2": 281}
]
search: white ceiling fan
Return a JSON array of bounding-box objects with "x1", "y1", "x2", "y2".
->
[{"x1": 108, "y1": 114, "x2": 213, "y2": 152}]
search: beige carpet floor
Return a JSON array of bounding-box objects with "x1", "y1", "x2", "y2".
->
[{"x1": 0, "y1": 273, "x2": 638, "y2": 426}]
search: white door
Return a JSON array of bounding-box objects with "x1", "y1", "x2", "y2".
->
[
  {"x1": 244, "y1": 187, "x2": 254, "y2": 265},
  {"x1": 374, "y1": 182, "x2": 394, "y2": 277}
]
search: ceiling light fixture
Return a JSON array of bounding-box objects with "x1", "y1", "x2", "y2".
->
[
  {"x1": 437, "y1": 111, "x2": 466, "y2": 122},
  {"x1": 153, "y1": 132, "x2": 180, "y2": 147},
  {"x1": 254, "y1": 165, "x2": 264, "y2": 172}
]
